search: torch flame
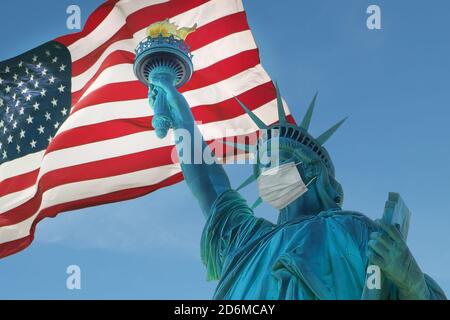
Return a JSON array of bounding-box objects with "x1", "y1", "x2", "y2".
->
[{"x1": 146, "y1": 19, "x2": 197, "y2": 41}]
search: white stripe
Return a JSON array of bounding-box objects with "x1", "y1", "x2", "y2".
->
[
  {"x1": 71, "y1": 0, "x2": 247, "y2": 91},
  {"x1": 0, "y1": 98, "x2": 289, "y2": 215},
  {"x1": 0, "y1": 151, "x2": 45, "y2": 182},
  {"x1": 68, "y1": 0, "x2": 169, "y2": 61},
  {"x1": 0, "y1": 186, "x2": 37, "y2": 215},
  {"x1": 192, "y1": 30, "x2": 257, "y2": 72},
  {"x1": 183, "y1": 64, "x2": 270, "y2": 107},
  {"x1": 78, "y1": 64, "x2": 136, "y2": 100},
  {"x1": 0, "y1": 163, "x2": 182, "y2": 244},
  {"x1": 59, "y1": 99, "x2": 151, "y2": 134}
]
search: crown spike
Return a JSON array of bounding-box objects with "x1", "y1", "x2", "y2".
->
[
  {"x1": 274, "y1": 82, "x2": 287, "y2": 124},
  {"x1": 300, "y1": 92, "x2": 318, "y2": 130},
  {"x1": 316, "y1": 117, "x2": 348, "y2": 145},
  {"x1": 234, "y1": 96, "x2": 267, "y2": 129},
  {"x1": 237, "y1": 174, "x2": 257, "y2": 191},
  {"x1": 251, "y1": 197, "x2": 263, "y2": 210}
]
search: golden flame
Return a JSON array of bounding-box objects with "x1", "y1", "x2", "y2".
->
[{"x1": 146, "y1": 19, "x2": 197, "y2": 41}]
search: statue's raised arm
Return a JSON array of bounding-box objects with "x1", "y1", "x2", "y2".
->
[{"x1": 149, "y1": 74, "x2": 232, "y2": 216}]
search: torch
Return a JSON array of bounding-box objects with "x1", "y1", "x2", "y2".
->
[{"x1": 133, "y1": 19, "x2": 196, "y2": 138}]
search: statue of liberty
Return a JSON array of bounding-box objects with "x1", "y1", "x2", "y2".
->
[{"x1": 136, "y1": 21, "x2": 446, "y2": 300}]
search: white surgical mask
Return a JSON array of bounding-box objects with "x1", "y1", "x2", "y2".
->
[{"x1": 257, "y1": 162, "x2": 316, "y2": 210}]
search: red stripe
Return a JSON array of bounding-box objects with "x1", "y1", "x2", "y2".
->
[
  {"x1": 0, "y1": 169, "x2": 39, "y2": 197},
  {"x1": 181, "y1": 49, "x2": 260, "y2": 92},
  {"x1": 71, "y1": 12, "x2": 251, "y2": 103},
  {"x1": 71, "y1": 0, "x2": 209, "y2": 76},
  {"x1": 0, "y1": 172, "x2": 184, "y2": 259},
  {"x1": 46, "y1": 117, "x2": 152, "y2": 154},
  {"x1": 55, "y1": 0, "x2": 120, "y2": 47},
  {"x1": 71, "y1": 81, "x2": 147, "y2": 113},
  {"x1": 187, "y1": 12, "x2": 249, "y2": 51}
]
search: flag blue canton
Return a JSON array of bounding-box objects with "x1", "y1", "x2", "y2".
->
[{"x1": 0, "y1": 41, "x2": 71, "y2": 165}]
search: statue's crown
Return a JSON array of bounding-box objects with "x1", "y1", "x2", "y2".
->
[{"x1": 228, "y1": 83, "x2": 347, "y2": 208}]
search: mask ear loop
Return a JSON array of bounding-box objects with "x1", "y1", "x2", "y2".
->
[
  {"x1": 305, "y1": 176, "x2": 317, "y2": 188},
  {"x1": 294, "y1": 161, "x2": 317, "y2": 189}
]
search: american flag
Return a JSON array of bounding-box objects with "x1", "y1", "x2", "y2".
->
[{"x1": 0, "y1": 0, "x2": 292, "y2": 258}]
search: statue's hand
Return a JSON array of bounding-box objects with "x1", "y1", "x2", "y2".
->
[
  {"x1": 148, "y1": 73, "x2": 192, "y2": 128},
  {"x1": 368, "y1": 220, "x2": 430, "y2": 299}
]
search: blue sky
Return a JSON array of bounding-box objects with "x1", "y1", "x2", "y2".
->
[{"x1": 1, "y1": 0, "x2": 450, "y2": 299}]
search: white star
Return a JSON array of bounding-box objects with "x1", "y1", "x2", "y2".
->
[
  {"x1": 29, "y1": 74, "x2": 34, "y2": 81},
  {"x1": 0, "y1": 77, "x2": 3, "y2": 85},
  {"x1": 59, "y1": 64, "x2": 66, "y2": 72},
  {"x1": 54, "y1": 121, "x2": 60, "y2": 129},
  {"x1": 47, "y1": 135, "x2": 53, "y2": 143},
  {"x1": 18, "y1": 61, "x2": 23, "y2": 67},
  {"x1": 33, "y1": 102, "x2": 40, "y2": 110},
  {"x1": 61, "y1": 108, "x2": 68, "y2": 116},
  {"x1": 19, "y1": 107, "x2": 25, "y2": 115},
  {"x1": 45, "y1": 112, "x2": 51, "y2": 121},
  {"x1": 21, "y1": 87, "x2": 28, "y2": 94},
  {"x1": 37, "y1": 125, "x2": 45, "y2": 134},
  {"x1": 5, "y1": 66, "x2": 10, "y2": 73},
  {"x1": 9, "y1": 113, "x2": 14, "y2": 122},
  {"x1": 30, "y1": 140, "x2": 37, "y2": 148},
  {"x1": 7, "y1": 135, "x2": 13, "y2": 144},
  {"x1": 0, "y1": 99, "x2": 3, "y2": 107},
  {"x1": 13, "y1": 74, "x2": 18, "y2": 81},
  {"x1": 17, "y1": 81, "x2": 24, "y2": 87},
  {"x1": 40, "y1": 88, "x2": 47, "y2": 97},
  {"x1": 32, "y1": 55, "x2": 38, "y2": 62},
  {"x1": 25, "y1": 68, "x2": 30, "y2": 75},
  {"x1": 5, "y1": 86, "x2": 11, "y2": 93},
  {"x1": 2, "y1": 150, "x2": 7, "y2": 159},
  {"x1": 0, "y1": 120, "x2": 3, "y2": 128},
  {"x1": 14, "y1": 100, "x2": 20, "y2": 108},
  {"x1": 49, "y1": 76, "x2": 55, "y2": 84},
  {"x1": 16, "y1": 145, "x2": 21, "y2": 153},
  {"x1": 58, "y1": 84, "x2": 66, "y2": 93},
  {"x1": 41, "y1": 68, "x2": 48, "y2": 76},
  {"x1": 51, "y1": 98, "x2": 58, "y2": 107},
  {"x1": 45, "y1": 50, "x2": 51, "y2": 57},
  {"x1": 12, "y1": 93, "x2": 17, "y2": 101},
  {"x1": 26, "y1": 94, "x2": 32, "y2": 102},
  {"x1": 36, "y1": 62, "x2": 42, "y2": 69},
  {"x1": 12, "y1": 121, "x2": 17, "y2": 129},
  {"x1": 19, "y1": 129, "x2": 25, "y2": 138},
  {"x1": 52, "y1": 56, "x2": 58, "y2": 63},
  {"x1": 26, "y1": 115, "x2": 33, "y2": 124},
  {"x1": 34, "y1": 81, "x2": 39, "y2": 88}
]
